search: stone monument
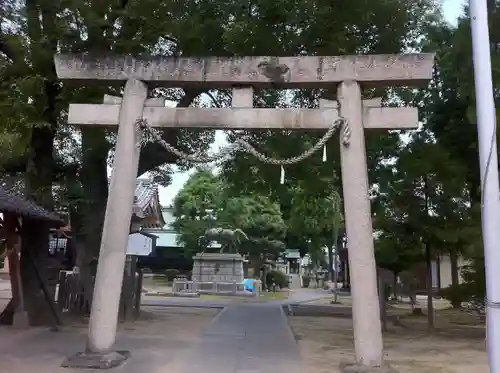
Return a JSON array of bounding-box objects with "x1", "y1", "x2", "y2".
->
[{"x1": 191, "y1": 253, "x2": 244, "y2": 283}]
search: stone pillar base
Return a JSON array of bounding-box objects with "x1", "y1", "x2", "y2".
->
[
  {"x1": 340, "y1": 363, "x2": 398, "y2": 373},
  {"x1": 61, "y1": 350, "x2": 129, "y2": 370},
  {"x1": 12, "y1": 310, "x2": 29, "y2": 329}
]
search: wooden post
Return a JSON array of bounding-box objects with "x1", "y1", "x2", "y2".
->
[
  {"x1": 123, "y1": 256, "x2": 138, "y2": 321},
  {"x1": 134, "y1": 268, "x2": 143, "y2": 319},
  {"x1": 57, "y1": 271, "x2": 67, "y2": 312}
]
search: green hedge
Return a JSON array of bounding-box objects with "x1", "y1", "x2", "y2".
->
[{"x1": 266, "y1": 270, "x2": 289, "y2": 289}]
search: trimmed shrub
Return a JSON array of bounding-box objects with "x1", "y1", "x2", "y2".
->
[
  {"x1": 266, "y1": 270, "x2": 289, "y2": 289},
  {"x1": 164, "y1": 268, "x2": 180, "y2": 281}
]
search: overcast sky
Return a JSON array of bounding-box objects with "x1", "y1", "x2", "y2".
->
[{"x1": 158, "y1": 0, "x2": 466, "y2": 206}]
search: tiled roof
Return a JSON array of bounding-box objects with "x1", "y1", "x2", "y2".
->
[
  {"x1": 132, "y1": 178, "x2": 165, "y2": 227},
  {"x1": 134, "y1": 179, "x2": 157, "y2": 212},
  {"x1": 0, "y1": 186, "x2": 65, "y2": 226}
]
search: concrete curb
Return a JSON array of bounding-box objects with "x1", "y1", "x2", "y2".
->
[
  {"x1": 282, "y1": 304, "x2": 353, "y2": 318},
  {"x1": 141, "y1": 302, "x2": 227, "y2": 310},
  {"x1": 144, "y1": 291, "x2": 200, "y2": 298},
  {"x1": 280, "y1": 304, "x2": 301, "y2": 344}
]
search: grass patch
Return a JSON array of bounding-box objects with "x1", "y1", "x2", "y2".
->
[
  {"x1": 152, "y1": 275, "x2": 172, "y2": 286},
  {"x1": 199, "y1": 292, "x2": 289, "y2": 301},
  {"x1": 199, "y1": 294, "x2": 232, "y2": 300},
  {"x1": 259, "y1": 290, "x2": 289, "y2": 300}
]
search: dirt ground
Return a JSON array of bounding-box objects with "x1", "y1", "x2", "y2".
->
[
  {"x1": 61, "y1": 305, "x2": 220, "y2": 335},
  {"x1": 289, "y1": 308, "x2": 488, "y2": 373},
  {"x1": 0, "y1": 306, "x2": 219, "y2": 373},
  {"x1": 0, "y1": 297, "x2": 9, "y2": 311}
]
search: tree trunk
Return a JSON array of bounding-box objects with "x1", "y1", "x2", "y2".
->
[
  {"x1": 425, "y1": 242, "x2": 435, "y2": 332},
  {"x1": 392, "y1": 271, "x2": 399, "y2": 301},
  {"x1": 137, "y1": 90, "x2": 204, "y2": 175},
  {"x1": 450, "y1": 250, "x2": 461, "y2": 308},
  {"x1": 68, "y1": 129, "x2": 110, "y2": 313},
  {"x1": 328, "y1": 241, "x2": 334, "y2": 282},
  {"x1": 21, "y1": 220, "x2": 57, "y2": 325},
  {"x1": 8, "y1": 0, "x2": 61, "y2": 326},
  {"x1": 423, "y1": 176, "x2": 435, "y2": 331},
  {"x1": 80, "y1": 128, "x2": 110, "y2": 261},
  {"x1": 14, "y1": 122, "x2": 57, "y2": 326},
  {"x1": 378, "y1": 269, "x2": 387, "y2": 332},
  {"x1": 251, "y1": 255, "x2": 264, "y2": 289}
]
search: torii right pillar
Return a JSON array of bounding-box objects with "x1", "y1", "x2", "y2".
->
[{"x1": 335, "y1": 80, "x2": 422, "y2": 373}]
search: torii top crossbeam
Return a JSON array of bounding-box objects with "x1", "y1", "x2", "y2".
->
[{"x1": 53, "y1": 54, "x2": 434, "y2": 88}]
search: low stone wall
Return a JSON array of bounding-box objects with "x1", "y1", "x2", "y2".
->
[{"x1": 172, "y1": 279, "x2": 261, "y2": 297}]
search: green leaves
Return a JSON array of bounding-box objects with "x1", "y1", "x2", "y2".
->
[
  {"x1": 219, "y1": 195, "x2": 286, "y2": 240},
  {"x1": 172, "y1": 168, "x2": 286, "y2": 258},
  {"x1": 288, "y1": 183, "x2": 343, "y2": 239},
  {"x1": 173, "y1": 169, "x2": 221, "y2": 218},
  {"x1": 172, "y1": 169, "x2": 221, "y2": 254},
  {"x1": 373, "y1": 127, "x2": 480, "y2": 274},
  {"x1": 1, "y1": 0, "x2": 483, "y2": 280}
]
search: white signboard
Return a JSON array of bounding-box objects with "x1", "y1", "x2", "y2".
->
[
  {"x1": 126, "y1": 233, "x2": 154, "y2": 256},
  {"x1": 285, "y1": 250, "x2": 301, "y2": 259}
]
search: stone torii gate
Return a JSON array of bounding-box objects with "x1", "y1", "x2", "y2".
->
[{"x1": 55, "y1": 54, "x2": 433, "y2": 371}]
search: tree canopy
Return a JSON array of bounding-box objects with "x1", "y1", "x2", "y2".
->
[
  {"x1": 172, "y1": 168, "x2": 287, "y2": 260},
  {"x1": 0, "y1": 0, "x2": 493, "y2": 321}
]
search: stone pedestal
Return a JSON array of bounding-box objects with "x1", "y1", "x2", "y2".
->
[
  {"x1": 308, "y1": 277, "x2": 318, "y2": 289},
  {"x1": 340, "y1": 363, "x2": 398, "y2": 373},
  {"x1": 192, "y1": 253, "x2": 244, "y2": 283},
  {"x1": 62, "y1": 351, "x2": 130, "y2": 370}
]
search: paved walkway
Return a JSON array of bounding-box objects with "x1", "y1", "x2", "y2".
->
[
  {"x1": 171, "y1": 304, "x2": 303, "y2": 373},
  {"x1": 0, "y1": 303, "x2": 304, "y2": 372}
]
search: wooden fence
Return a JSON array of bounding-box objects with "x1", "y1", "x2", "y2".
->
[{"x1": 56, "y1": 256, "x2": 143, "y2": 320}]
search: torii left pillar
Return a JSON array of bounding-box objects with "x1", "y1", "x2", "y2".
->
[{"x1": 62, "y1": 79, "x2": 147, "y2": 369}]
